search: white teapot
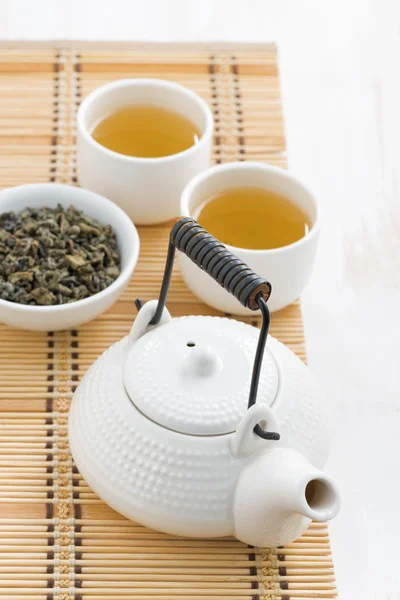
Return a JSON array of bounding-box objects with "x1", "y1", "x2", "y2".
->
[{"x1": 69, "y1": 218, "x2": 339, "y2": 547}]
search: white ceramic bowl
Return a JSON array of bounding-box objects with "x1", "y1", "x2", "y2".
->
[
  {"x1": 77, "y1": 78, "x2": 214, "y2": 224},
  {"x1": 0, "y1": 184, "x2": 139, "y2": 331}
]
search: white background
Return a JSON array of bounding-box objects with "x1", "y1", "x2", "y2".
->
[{"x1": 0, "y1": 1, "x2": 399, "y2": 598}]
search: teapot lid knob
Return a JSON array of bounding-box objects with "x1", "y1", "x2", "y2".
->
[{"x1": 182, "y1": 346, "x2": 222, "y2": 378}]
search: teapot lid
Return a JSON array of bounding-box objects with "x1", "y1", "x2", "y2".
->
[{"x1": 123, "y1": 316, "x2": 278, "y2": 435}]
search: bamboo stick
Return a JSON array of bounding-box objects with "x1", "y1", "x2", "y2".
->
[
  {"x1": 0, "y1": 565, "x2": 334, "y2": 575},
  {"x1": 0, "y1": 570, "x2": 334, "y2": 581},
  {"x1": 0, "y1": 438, "x2": 68, "y2": 444},
  {"x1": 22, "y1": 547, "x2": 331, "y2": 559},
  {"x1": 0, "y1": 546, "x2": 266, "y2": 557},
  {"x1": 0, "y1": 592, "x2": 272, "y2": 598},
  {"x1": 0, "y1": 544, "x2": 256, "y2": 556},
  {"x1": 0, "y1": 414, "x2": 60, "y2": 418},
  {"x1": 0, "y1": 597, "x2": 330, "y2": 600},
  {"x1": 0, "y1": 531, "x2": 330, "y2": 544},
  {"x1": 0, "y1": 561, "x2": 334, "y2": 571},
  {"x1": 0, "y1": 555, "x2": 333, "y2": 567},
  {"x1": 0, "y1": 581, "x2": 255, "y2": 590},
  {"x1": 0, "y1": 529, "x2": 329, "y2": 542},
  {"x1": 0, "y1": 474, "x2": 81, "y2": 481},
  {"x1": 0, "y1": 536, "x2": 256, "y2": 547},
  {"x1": 0, "y1": 573, "x2": 255, "y2": 582},
  {"x1": 0, "y1": 518, "x2": 328, "y2": 530},
  {"x1": 0, "y1": 571, "x2": 335, "y2": 582},
  {"x1": 0, "y1": 425, "x2": 67, "y2": 430},
  {"x1": 82, "y1": 582, "x2": 335, "y2": 591},
  {"x1": 0, "y1": 516, "x2": 328, "y2": 541},
  {"x1": 0, "y1": 468, "x2": 59, "y2": 474},
  {"x1": 0, "y1": 462, "x2": 60, "y2": 468},
  {"x1": 0, "y1": 485, "x2": 88, "y2": 492},
  {"x1": 0, "y1": 587, "x2": 300, "y2": 600}
]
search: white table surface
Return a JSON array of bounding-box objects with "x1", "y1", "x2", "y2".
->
[{"x1": 0, "y1": 1, "x2": 399, "y2": 598}]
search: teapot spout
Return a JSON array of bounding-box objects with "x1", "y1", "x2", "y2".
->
[
  {"x1": 299, "y1": 473, "x2": 339, "y2": 523},
  {"x1": 233, "y1": 447, "x2": 340, "y2": 548}
]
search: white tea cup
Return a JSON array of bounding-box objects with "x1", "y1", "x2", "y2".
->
[
  {"x1": 77, "y1": 78, "x2": 214, "y2": 225},
  {"x1": 179, "y1": 162, "x2": 320, "y2": 314}
]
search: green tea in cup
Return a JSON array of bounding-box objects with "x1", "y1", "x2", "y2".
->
[
  {"x1": 195, "y1": 186, "x2": 310, "y2": 250},
  {"x1": 92, "y1": 105, "x2": 201, "y2": 158}
]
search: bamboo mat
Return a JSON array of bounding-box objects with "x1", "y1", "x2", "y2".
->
[{"x1": 0, "y1": 46, "x2": 337, "y2": 599}]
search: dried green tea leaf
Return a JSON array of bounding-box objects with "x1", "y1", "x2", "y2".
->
[
  {"x1": 8, "y1": 271, "x2": 34, "y2": 286},
  {"x1": 66, "y1": 254, "x2": 87, "y2": 270},
  {"x1": 29, "y1": 287, "x2": 56, "y2": 305}
]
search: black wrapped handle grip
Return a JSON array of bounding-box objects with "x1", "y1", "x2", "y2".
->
[{"x1": 170, "y1": 217, "x2": 271, "y2": 310}]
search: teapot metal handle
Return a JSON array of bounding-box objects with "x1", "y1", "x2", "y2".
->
[{"x1": 136, "y1": 217, "x2": 279, "y2": 442}]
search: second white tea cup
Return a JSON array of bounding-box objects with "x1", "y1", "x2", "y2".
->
[{"x1": 179, "y1": 162, "x2": 320, "y2": 314}]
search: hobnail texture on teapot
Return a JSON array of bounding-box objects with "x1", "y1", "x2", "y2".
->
[{"x1": 69, "y1": 218, "x2": 339, "y2": 547}]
